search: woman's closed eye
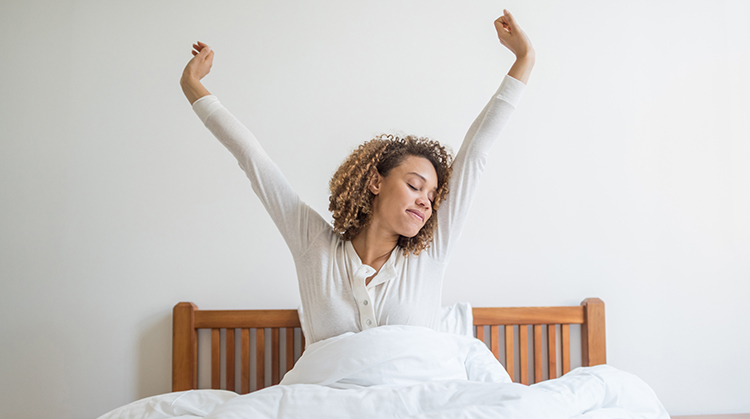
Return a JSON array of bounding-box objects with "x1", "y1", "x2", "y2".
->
[{"x1": 408, "y1": 183, "x2": 433, "y2": 207}]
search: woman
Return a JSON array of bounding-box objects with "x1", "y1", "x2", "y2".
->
[{"x1": 180, "y1": 10, "x2": 534, "y2": 345}]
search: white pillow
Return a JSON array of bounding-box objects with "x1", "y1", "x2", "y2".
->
[{"x1": 438, "y1": 302, "x2": 474, "y2": 337}]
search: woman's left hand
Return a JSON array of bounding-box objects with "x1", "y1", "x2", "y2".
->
[{"x1": 494, "y1": 9, "x2": 534, "y2": 59}]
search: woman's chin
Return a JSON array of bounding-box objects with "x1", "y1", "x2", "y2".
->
[{"x1": 400, "y1": 229, "x2": 421, "y2": 239}]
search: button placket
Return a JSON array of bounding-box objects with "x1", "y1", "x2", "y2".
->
[{"x1": 352, "y1": 265, "x2": 378, "y2": 330}]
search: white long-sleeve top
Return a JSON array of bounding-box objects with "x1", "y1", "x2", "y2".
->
[{"x1": 192, "y1": 75, "x2": 525, "y2": 345}]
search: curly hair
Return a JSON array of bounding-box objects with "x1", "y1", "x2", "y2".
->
[{"x1": 328, "y1": 134, "x2": 453, "y2": 256}]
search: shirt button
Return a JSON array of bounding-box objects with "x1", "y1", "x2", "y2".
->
[
  {"x1": 363, "y1": 300, "x2": 369, "y2": 306},
  {"x1": 366, "y1": 319, "x2": 372, "y2": 326}
]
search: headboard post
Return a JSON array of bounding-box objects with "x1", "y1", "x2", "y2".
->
[
  {"x1": 172, "y1": 302, "x2": 198, "y2": 391},
  {"x1": 581, "y1": 298, "x2": 606, "y2": 366}
]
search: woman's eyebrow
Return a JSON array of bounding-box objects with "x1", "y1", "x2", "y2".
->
[
  {"x1": 407, "y1": 172, "x2": 437, "y2": 191},
  {"x1": 407, "y1": 172, "x2": 426, "y2": 181}
]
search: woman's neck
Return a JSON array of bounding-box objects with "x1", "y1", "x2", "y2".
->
[{"x1": 350, "y1": 224, "x2": 398, "y2": 270}]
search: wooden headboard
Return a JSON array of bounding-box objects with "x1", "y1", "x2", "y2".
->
[{"x1": 172, "y1": 298, "x2": 605, "y2": 393}]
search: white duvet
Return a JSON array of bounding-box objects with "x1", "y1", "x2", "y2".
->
[{"x1": 99, "y1": 325, "x2": 668, "y2": 419}]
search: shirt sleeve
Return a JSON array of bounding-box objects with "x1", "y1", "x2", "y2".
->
[
  {"x1": 428, "y1": 75, "x2": 526, "y2": 262},
  {"x1": 192, "y1": 95, "x2": 331, "y2": 257}
]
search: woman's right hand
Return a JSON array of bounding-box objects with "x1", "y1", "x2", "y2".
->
[
  {"x1": 180, "y1": 42, "x2": 213, "y2": 105},
  {"x1": 182, "y1": 41, "x2": 214, "y2": 82}
]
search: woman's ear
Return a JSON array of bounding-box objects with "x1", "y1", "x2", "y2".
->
[{"x1": 368, "y1": 169, "x2": 382, "y2": 195}]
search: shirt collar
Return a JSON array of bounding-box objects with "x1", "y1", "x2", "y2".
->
[{"x1": 345, "y1": 240, "x2": 399, "y2": 289}]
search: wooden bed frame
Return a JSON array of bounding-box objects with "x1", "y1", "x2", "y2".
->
[{"x1": 172, "y1": 298, "x2": 606, "y2": 393}]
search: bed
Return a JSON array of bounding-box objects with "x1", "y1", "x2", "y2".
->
[{"x1": 99, "y1": 297, "x2": 675, "y2": 419}]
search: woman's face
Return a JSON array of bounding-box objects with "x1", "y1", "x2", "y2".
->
[{"x1": 369, "y1": 155, "x2": 438, "y2": 238}]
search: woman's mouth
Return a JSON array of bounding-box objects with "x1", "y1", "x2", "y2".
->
[{"x1": 407, "y1": 210, "x2": 424, "y2": 222}]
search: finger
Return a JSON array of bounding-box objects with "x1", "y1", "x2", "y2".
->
[
  {"x1": 504, "y1": 9, "x2": 519, "y2": 27},
  {"x1": 192, "y1": 50, "x2": 198, "y2": 56},
  {"x1": 194, "y1": 41, "x2": 208, "y2": 54},
  {"x1": 495, "y1": 18, "x2": 510, "y2": 35}
]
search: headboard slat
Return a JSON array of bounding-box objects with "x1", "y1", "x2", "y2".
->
[
  {"x1": 240, "y1": 329, "x2": 250, "y2": 394},
  {"x1": 476, "y1": 325, "x2": 485, "y2": 343},
  {"x1": 561, "y1": 324, "x2": 571, "y2": 374},
  {"x1": 271, "y1": 328, "x2": 280, "y2": 385},
  {"x1": 256, "y1": 329, "x2": 265, "y2": 390},
  {"x1": 533, "y1": 325, "x2": 543, "y2": 383},
  {"x1": 226, "y1": 329, "x2": 235, "y2": 391},
  {"x1": 519, "y1": 325, "x2": 529, "y2": 385},
  {"x1": 547, "y1": 325, "x2": 558, "y2": 379},
  {"x1": 504, "y1": 326, "x2": 514, "y2": 380},
  {"x1": 285, "y1": 328, "x2": 294, "y2": 374},
  {"x1": 211, "y1": 329, "x2": 220, "y2": 389},
  {"x1": 490, "y1": 325, "x2": 500, "y2": 359}
]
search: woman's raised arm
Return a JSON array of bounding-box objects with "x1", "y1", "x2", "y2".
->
[
  {"x1": 427, "y1": 11, "x2": 533, "y2": 261},
  {"x1": 180, "y1": 42, "x2": 213, "y2": 105},
  {"x1": 179, "y1": 42, "x2": 331, "y2": 258}
]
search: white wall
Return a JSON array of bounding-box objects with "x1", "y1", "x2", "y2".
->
[{"x1": 0, "y1": 1, "x2": 748, "y2": 418}]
